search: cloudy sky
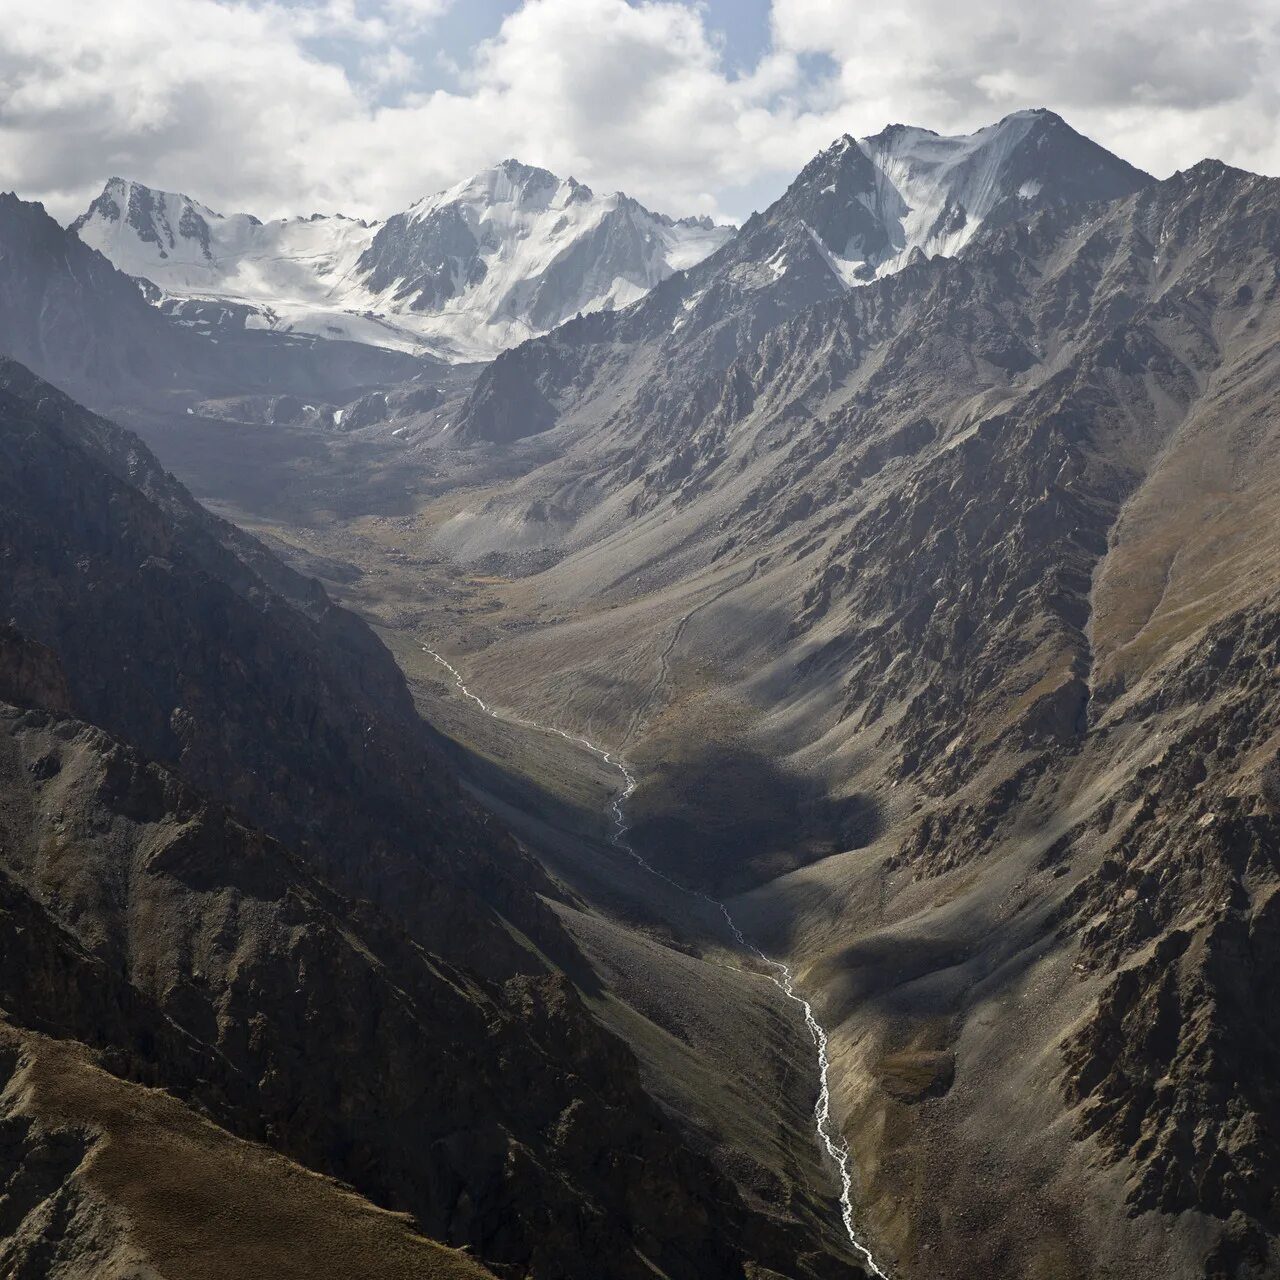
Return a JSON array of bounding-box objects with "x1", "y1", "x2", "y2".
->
[{"x1": 2, "y1": 0, "x2": 1277, "y2": 225}]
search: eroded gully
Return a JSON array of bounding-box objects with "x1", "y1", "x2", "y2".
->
[{"x1": 423, "y1": 645, "x2": 888, "y2": 1279}]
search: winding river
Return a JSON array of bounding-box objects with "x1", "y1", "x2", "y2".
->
[{"x1": 423, "y1": 645, "x2": 888, "y2": 1278}]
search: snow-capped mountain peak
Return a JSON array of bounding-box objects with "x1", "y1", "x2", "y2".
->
[
  {"x1": 779, "y1": 108, "x2": 1150, "y2": 285},
  {"x1": 71, "y1": 178, "x2": 375, "y2": 300},
  {"x1": 71, "y1": 177, "x2": 391, "y2": 348},
  {"x1": 353, "y1": 159, "x2": 733, "y2": 355},
  {"x1": 71, "y1": 165, "x2": 733, "y2": 362},
  {"x1": 409, "y1": 158, "x2": 588, "y2": 222},
  {"x1": 72, "y1": 177, "x2": 258, "y2": 267}
]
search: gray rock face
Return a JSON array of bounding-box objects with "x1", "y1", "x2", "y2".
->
[{"x1": 361, "y1": 201, "x2": 490, "y2": 308}]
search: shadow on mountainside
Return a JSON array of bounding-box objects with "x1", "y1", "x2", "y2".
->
[{"x1": 629, "y1": 735, "x2": 885, "y2": 897}]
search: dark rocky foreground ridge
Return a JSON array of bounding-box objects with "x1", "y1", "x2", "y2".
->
[{"x1": 0, "y1": 359, "x2": 866, "y2": 1279}]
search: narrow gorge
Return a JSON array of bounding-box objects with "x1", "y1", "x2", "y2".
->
[{"x1": 425, "y1": 644, "x2": 889, "y2": 1278}]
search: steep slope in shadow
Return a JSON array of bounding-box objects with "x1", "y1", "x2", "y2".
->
[{"x1": 0, "y1": 370, "x2": 869, "y2": 1280}]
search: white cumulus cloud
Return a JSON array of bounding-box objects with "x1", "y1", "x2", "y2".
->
[{"x1": 0, "y1": 0, "x2": 1276, "y2": 227}]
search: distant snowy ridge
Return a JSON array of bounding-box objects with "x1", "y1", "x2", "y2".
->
[
  {"x1": 70, "y1": 113, "x2": 1147, "y2": 362},
  {"x1": 72, "y1": 166, "x2": 733, "y2": 361},
  {"x1": 71, "y1": 179, "x2": 392, "y2": 349}
]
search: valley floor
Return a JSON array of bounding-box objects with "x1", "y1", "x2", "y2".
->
[
  {"x1": 135, "y1": 418, "x2": 890, "y2": 1274},
  {"x1": 118, "y1": 403, "x2": 1274, "y2": 1280}
]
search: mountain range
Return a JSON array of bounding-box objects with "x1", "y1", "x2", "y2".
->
[
  {"x1": 1, "y1": 103, "x2": 1278, "y2": 1280},
  {"x1": 71, "y1": 162, "x2": 732, "y2": 361}
]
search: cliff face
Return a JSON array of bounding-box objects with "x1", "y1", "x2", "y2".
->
[
  {"x1": 1058, "y1": 603, "x2": 1280, "y2": 1267},
  {"x1": 0, "y1": 362, "x2": 866, "y2": 1280}
]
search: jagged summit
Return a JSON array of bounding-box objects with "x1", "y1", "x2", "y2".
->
[
  {"x1": 405, "y1": 158, "x2": 597, "y2": 225},
  {"x1": 785, "y1": 108, "x2": 1151, "y2": 281},
  {"x1": 72, "y1": 177, "x2": 267, "y2": 267},
  {"x1": 865, "y1": 121, "x2": 938, "y2": 140},
  {"x1": 1176, "y1": 156, "x2": 1244, "y2": 181}
]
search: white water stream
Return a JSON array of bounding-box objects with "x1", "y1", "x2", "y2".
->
[{"x1": 424, "y1": 645, "x2": 888, "y2": 1278}]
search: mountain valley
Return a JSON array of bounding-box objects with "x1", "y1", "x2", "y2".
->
[{"x1": 1, "y1": 103, "x2": 1278, "y2": 1280}]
